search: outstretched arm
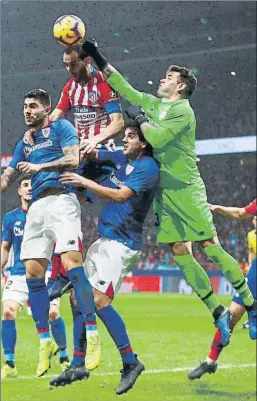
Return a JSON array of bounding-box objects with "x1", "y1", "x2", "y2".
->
[
  {"x1": 59, "y1": 172, "x2": 134, "y2": 203},
  {"x1": 82, "y1": 39, "x2": 154, "y2": 108},
  {"x1": 209, "y1": 204, "x2": 253, "y2": 220}
]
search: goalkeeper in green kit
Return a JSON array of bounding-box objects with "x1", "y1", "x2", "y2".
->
[{"x1": 82, "y1": 39, "x2": 257, "y2": 346}]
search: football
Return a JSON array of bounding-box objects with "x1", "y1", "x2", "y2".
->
[{"x1": 53, "y1": 15, "x2": 86, "y2": 46}]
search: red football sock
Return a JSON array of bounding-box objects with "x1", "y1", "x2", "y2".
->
[
  {"x1": 51, "y1": 254, "x2": 62, "y2": 279},
  {"x1": 208, "y1": 320, "x2": 236, "y2": 361}
]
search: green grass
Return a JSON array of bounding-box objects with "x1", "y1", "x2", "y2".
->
[{"x1": 1, "y1": 293, "x2": 256, "y2": 401}]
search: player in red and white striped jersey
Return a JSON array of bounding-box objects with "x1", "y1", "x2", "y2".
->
[
  {"x1": 51, "y1": 45, "x2": 124, "y2": 154},
  {"x1": 25, "y1": 45, "x2": 124, "y2": 154}
]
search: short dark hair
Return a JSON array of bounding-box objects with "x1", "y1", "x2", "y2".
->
[
  {"x1": 125, "y1": 122, "x2": 153, "y2": 157},
  {"x1": 167, "y1": 65, "x2": 197, "y2": 97},
  {"x1": 63, "y1": 45, "x2": 89, "y2": 61},
  {"x1": 24, "y1": 88, "x2": 51, "y2": 107},
  {"x1": 18, "y1": 175, "x2": 31, "y2": 187}
]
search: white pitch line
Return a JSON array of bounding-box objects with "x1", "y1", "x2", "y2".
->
[{"x1": 14, "y1": 363, "x2": 256, "y2": 381}]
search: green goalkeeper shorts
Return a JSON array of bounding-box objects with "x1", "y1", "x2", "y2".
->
[{"x1": 154, "y1": 176, "x2": 217, "y2": 243}]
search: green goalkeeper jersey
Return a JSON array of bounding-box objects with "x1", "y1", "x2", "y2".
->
[{"x1": 108, "y1": 70, "x2": 200, "y2": 186}]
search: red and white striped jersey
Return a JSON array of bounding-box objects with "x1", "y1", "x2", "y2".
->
[{"x1": 56, "y1": 69, "x2": 121, "y2": 140}]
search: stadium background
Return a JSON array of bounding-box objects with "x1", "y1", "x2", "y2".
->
[
  {"x1": 1, "y1": 1, "x2": 256, "y2": 278},
  {"x1": 1, "y1": 3, "x2": 256, "y2": 401}
]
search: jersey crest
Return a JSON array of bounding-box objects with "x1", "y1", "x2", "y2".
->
[
  {"x1": 126, "y1": 165, "x2": 134, "y2": 175},
  {"x1": 42, "y1": 127, "x2": 50, "y2": 138}
]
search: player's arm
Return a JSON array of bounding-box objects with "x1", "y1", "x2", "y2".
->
[
  {"x1": 80, "y1": 112, "x2": 124, "y2": 155},
  {"x1": 1, "y1": 213, "x2": 12, "y2": 271},
  {"x1": 209, "y1": 204, "x2": 254, "y2": 220},
  {"x1": 1, "y1": 167, "x2": 19, "y2": 191},
  {"x1": 49, "y1": 108, "x2": 66, "y2": 122},
  {"x1": 82, "y1": 39, "x2": 153, "y2": 109},
  {"x1": 18, "y1": 144, "x2": 79, "y2": 173},
  {"x1": 126, "y1": 104, "x2": 191, "y2": 148},
  {"x1": 92, "y1": 113, "x2": 124, "y2": 145},
  {"x1": 18, "y1": 120, "x2": 79, "y2": 173},
  {"x1": 1, "y1": 241, "x2": 12, "y2": 270},
  {"x1": 1, "y1": 140, "x2": 24, "y2": 191},
  {"x1": 59, "y1": 173, "x2": 134, "y2": 203}
]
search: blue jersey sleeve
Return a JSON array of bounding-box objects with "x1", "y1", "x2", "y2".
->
[
  {"x1": 124, "y1": 159, "x2": 159, "y2": 194},
  {"x1": 104, "y1": 101, "x2": 122, "y2": 115},
  {"x1": 56, "y1": 119, "x2": 79, "y2": 148},
  {"x1": 2, "y1": 214, "x2": 12, "y2": 243},
  {"x1": 98, "y1": 150, "x2": 128, "y2": 166},
  {"x1": 9, "y1": 139, "x2": 25, "y2": 168}
]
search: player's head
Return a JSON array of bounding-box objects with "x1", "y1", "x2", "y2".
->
[
  {"x1": 253, "y1": 216, "x2": 256, "y2": 229},
  {"x1": 63, "y1": 45, "x2": 92, "y2": 83},
  {"x1": 17, "y1": 175, "x2": 32, "y2": 202},
  {"x1": 122, "y1": 123, "x2": 153, "y2": 160},
  {"x1": 157, "y1": 65, "x2": 197, "y2": 99},
  {"x1": 24, "y1": 89, "x2": 51, "y2": 128}
]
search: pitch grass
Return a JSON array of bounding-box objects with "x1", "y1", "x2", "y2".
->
[{"x1": 1, "y1": 293, "x2": 256, "y2": 401}]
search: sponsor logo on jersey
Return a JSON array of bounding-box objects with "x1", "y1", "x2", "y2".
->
[
  {"x1": 42, "y1": 128, "x2": 50, "y2": 138},
  {"x1": 110, "y1": 172, "x2": 124, "y2": 188},
  {"x1": 14, "y1": 221, "x2": 21, "y2": 226},
  {"x1": 126, "y1": 165, "x2": 134, "y2": 175},
  {"x1": 74, "y1": 112, "x2": 97, "y2": 121},
  {"x1": 24, "y1": 140, "x2": 53, "y2": 157}
]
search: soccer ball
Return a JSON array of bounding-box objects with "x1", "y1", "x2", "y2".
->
[{"x1": 53, "y1": 15, "x2": 86, "y2": 46}]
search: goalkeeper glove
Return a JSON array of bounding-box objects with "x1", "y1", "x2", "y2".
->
[
  {"x1": 125, "y1": 105, "x2": 148, "y2": 125},
  {"x1": 81, "y1": 38, "x2": 108, "y2": 71}
]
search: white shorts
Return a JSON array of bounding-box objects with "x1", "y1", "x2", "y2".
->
[
  {"x1": 84, "y1": 238, "x2": 140, "y2": 298},
  {"x1": 21, "y1": 193, "x2": 82, "y2": 261},
  {"x1": 2, "y1": 274, "x2": 60, "y2": 308}
]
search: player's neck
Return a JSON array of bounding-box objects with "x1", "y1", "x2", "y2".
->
[
  {"x1": 161, "y1": 94, "x2": 184, "y2": 103},
  {"x1": 21, "y1": 200, "x2": 29, "y2": 212},
  {"x1": 128, "y1": 150, "x2": 145, "y2": 161},
  {"x1": 31, "y1": 116, "x2": 50, "y2": 132}
]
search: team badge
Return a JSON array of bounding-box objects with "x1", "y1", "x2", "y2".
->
[
  {"x1": 88, "y1": 91, "x2": 97, "y2": 103},
  {"x1": 159, "y1": 111, "x2": 167, "y2": 119},
  {"x1": 126, "y1": 165, "x2": 134, "y2": 175},
  {"x1": 42, "y1": 128, "x2": 50, "y2": 138}
]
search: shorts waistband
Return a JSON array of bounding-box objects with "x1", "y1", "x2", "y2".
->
[{"x1": 35, "y1": 188, "x2": 69, "y2": 201}]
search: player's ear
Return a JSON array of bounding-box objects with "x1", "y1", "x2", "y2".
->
[
  {"x1": 45, "y1": 106, "x2": 51, "y2": 115},
  {"x1": 178, "y1": 81, "x2": 186, "y2": 94}
]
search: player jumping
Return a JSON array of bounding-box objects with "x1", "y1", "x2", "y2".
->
[
  {"x1": 50, "y1": 123, "x2": 159, "y2": 394},
  {"x1": 1, "y1": 176, "x2": 70, "y2": 378},
  {"x1": 1, "y1": 88, "x2": 96, "y2": 380},
  {"x1": 188, "y1": 198, "x2": 256, "y2": 379},
  {"x1": 80, "y1": 38, "x2": 257, "y2": 346},
  {"x1": 23, "y1": 48, "x2": 124, "y2": 369}
]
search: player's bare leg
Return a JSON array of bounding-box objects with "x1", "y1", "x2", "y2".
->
[
  {"x1": 170, "y1": 241, "x2": 231, "y2": 346},
  {"x1": 1, "y1": 300, "x2": 20, "y2": 378},
  {"x1": 199, "y1": 236, "x2": 257, "y2": 340},
  {"x1": 188, "y1": 302, "x2": 245, "y2": 380},
  {"x1": 95, "y1": 289, "x2": 144, "y2": 395}
]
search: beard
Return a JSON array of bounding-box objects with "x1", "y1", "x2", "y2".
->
[{"x1": 25, "y1": 117, "x2": 44, "y2": 127}]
